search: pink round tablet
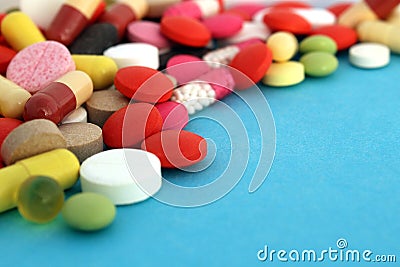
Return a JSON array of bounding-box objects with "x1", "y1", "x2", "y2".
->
[
  {"x1": 155, "y1": 101, "x2": 189, "y2": 130},
  {"x1": 6, "y1": 41, "x2": 75, "y2": 94},
  {"x1": 202, "y1": 13, "x2": 244, "y2": 39},
  {"x1": 127, "y1": 21, "x2": 171, "y2": 52},
  {"x1": 166, "y1": 54, "x2": 210, "y2": 85},
  {"x1": 163, "y1": 1, "x2": 202, "y2": 19}
]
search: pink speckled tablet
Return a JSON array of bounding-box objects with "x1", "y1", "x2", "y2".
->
[
  {"x1": 127, "y1": 21, "x2": 171, "y2": 52},
  {"x1": 202, "y1": 13, "x2": 244, "y2": 39},
  {"x1": 166, "y1": 54, "x2": 210, "y2": 85},
  {"x1": 155, "y1": 101, "x2": 188, "y2": 130},
  {"x1": 6, "y1": 41, "x2": 75, "y2": 94}
]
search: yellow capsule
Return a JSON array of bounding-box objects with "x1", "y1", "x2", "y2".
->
[
  {"x1": 0, "y1": 149, "x2": 79, "y2": 213},
  {"x1": 1, "y1": 11, "x2": 46, "y2": 51},
  {"x1": 72, "y1": 55, "x2": 118, "y2": 90},
  {"x1": 0, "y1": 75, "x2": 31, "y2": 119}
]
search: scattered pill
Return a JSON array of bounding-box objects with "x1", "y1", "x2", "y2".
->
[
  {"x1": 0, "y1": 148, "x2": 79, "y2": 213},
  {"x1": 114, "y1": 66, "x2": 174, "y2": 103},
  {"x1": 160, "y1": 16, "x2": 212, "y2": 47},
  {"x1": 141, "y1": 129, "x2": 208, "y2": 168},
  {"x1": 163, "y1": 0, "x2": 220, "y2": 19},
  {"x1": 0, "y1": 45, "x2": 16, "y2": 75},
  {"x1": 196, "y1": 67, "x2": 235, "y2": 100},
  {"x1": 166, "y1": 54, "x2": 210, "y2": 85},
  {"x1": 311, "y1": 25, "x2": 358, "y2": 51},
  {"x1": 299, "y1": 35, "x2": 337, "y2": 54},
  {"x1": 1, "y1": 11, "x2": 46, "y2": 52},
  {"x1": 1, "y1": 119, "x2": 67, "y2": 165},
  {"x1": 266, "y1": 31, "x2": 298, "y2": 62},
  {"x1": 127, "y1": 21, "x2": 171, "y2": 52},
  {"x1": 62, "y1": 192, "x2": 116, "y2": 231},
  {"x1": 23, "y1": 71, "x2": 93, "y2": 124},
  {"x1": 17, "y1": 176, "x2": 64, "y2": 223},
  {"x1": 80, "y1": 149, "x2": 162, "y2": 204},
  {"x1": 292, "y1": 8, "x2": 336, "y2": 29},
  {"x1": 61, "y1": 107, "x2": 88, "y2": 124},
  {"x1": 262, "y1": 61, "x2": 305, "y2": 87},
  {"x1": 222, "y1": 22, "x2": 270, "y2": 45},
  {"x1": 72, "y1": 55, "x2": 118, "y2": 90},
  {"x1": 226, "y1": 3, "x2": 267, "y2": 19},
  {"x1": 99, "y1": 0, "x2": 149, "y2": 39},
  {"x1": 69, "y1": 23, "x2": 119, "y2": 55},
  {"x1": 349, "y1": 43, "x2": 390, "y2": 69},
  {"x1": 203, "y1": 13, "x2": 244, "y2": 39},
  {"x1": 46, "y1": 0, "x2": 102, "y2": 45},
  {"x1": 300, "y1": 51, "x2": 339, "y2": 77},
  {"x1": 6, "y1": 41, "x2": 76, "y2": 94},
  {"x1": 104, "y1": 43, "x2": 160, "y2": 69},
  {"x1": 102, "y1": 103, "x2": 163, "y2": 148},
  {"x1": 0, "y1": 76, "x2": 31, "y2": 119},
  {"x1": 59, "y1": 122, "x2": 103, "y2": 163},
  {"x1": 357, "y1": 20, "x2": 400, "y2": 54},
  {"x1": 263, "y1": 9, "x2": 312, "y2": 34},
  {"x1": 155, "y1": 101, "x2": 189, "y2": 130},
  {"x1": 19, "y1": 0, "x2": 64, "y2": 30},
  {"x1": 229, "y1": 42, "x2": 273, "y2": 90},
  {"x1": 86, "y1": 89, "x2": 129, "y2": 128}
]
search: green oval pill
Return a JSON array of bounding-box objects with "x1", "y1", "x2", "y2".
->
[
  {"x1": 299, "y1": 35, "x2": 337, "y2": 54},
  {"x1": 62, "y1": 192, "x2": 116, "y2": 231},
  {"x1": 300, "y1": 52, "x2": 339, "y2": 77}
]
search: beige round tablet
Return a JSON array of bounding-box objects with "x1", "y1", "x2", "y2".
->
[
  {"x1": 86, "y1": 88, "x2": 129, "y2": 127},
  {"x1": 1, "y1": 119, "x2": 66, "y2": 165},
  {"x1": 59, "y1": 122, "x2": 103, "y2": 163}
]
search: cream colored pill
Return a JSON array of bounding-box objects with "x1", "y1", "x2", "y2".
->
[
  {"x1": 80, "y1": 149, "x2": 162, "y2": 205},
  {"x1": 349, "y1": 43, "x2": 390, "y2": 69},
  {"x1": 262, "y1": 61, "x2": 304, "y2": 87},
  {"x1": 266, "y1": 31, "x2": 298, "y2": 62}
]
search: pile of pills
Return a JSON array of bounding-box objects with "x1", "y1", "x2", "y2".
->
[{"x1": 0, "y1": 0, "x2": 399, "y2": 231}]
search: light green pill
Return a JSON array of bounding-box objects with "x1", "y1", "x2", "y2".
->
[
  {"x1": 299, "y1": 35, "x2": 337, "y2": 54},
  {"x1": 300, "y1": 52, "x2": 339, "y2": 77},
  {"x1": 62, "y1": 192, "x2": 116, "y2": 231}
]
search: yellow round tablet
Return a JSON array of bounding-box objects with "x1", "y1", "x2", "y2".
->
[
  {"x1": 266, "y1": 31, "x2": 298, "y2": 62},
  {"x1": 262, "y1": 61, "x2": 305, "y2": 87}
]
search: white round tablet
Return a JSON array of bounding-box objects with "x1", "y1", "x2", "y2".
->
[
  {"x1": 80, "y1": 149, "x2": 162, "y2": 205},
  {"x1": 104, "y1": 43, "x2": 160, "y2": 70},
  {"x1": 349, "y1": 43, "x2": 390, "y2": 69},
  {"x1": 61, "y1": 107, "x2": 88, "y2": 124}
]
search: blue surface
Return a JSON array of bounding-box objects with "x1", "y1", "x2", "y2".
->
[{"x1": 1, "y1": 51, "x2": 399, "y2": 267}]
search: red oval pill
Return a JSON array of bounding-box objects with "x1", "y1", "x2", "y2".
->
[
  {"x1": 229, "y1": 42, "x2": 273, "y2": 90},
  {"x1": 0, "y1": 118, "x2": 23, "y2": 149},
  {"x1": 270, "y1": 1, "x2": 312, "y2": 9},
  {"x1": 160, "y1": 16, "x2": 211, "y2": 47},
  {"x1": 115, "y1": 66, "x2": 174, "y2": 103},
  {"x1": 0, "y1": 45, "x2": 16, "y2": 75},
  {"x1": 102, "y1": 103, "x2": 163, "y2": 149},
  {"x1": 311, "y1": 25, "x2": 358, "y2": 51},
  {"x1": 263, "y1": 9, "x2": 312, "y2": 34},
  {"x1": 141, "y1": 129, "x2": 207, "y2": 169}
]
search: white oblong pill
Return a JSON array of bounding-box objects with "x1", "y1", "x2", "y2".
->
[
  {"x1": 292, "y1": 8, "x2": 336, "y2": 29},
  {"x1": 80, "y1": 149, "x2": 162, "y2": 205},
  {"x1": 61, "y1": 106, "x2": 88, "y2": 124},
  {"x1": 349, "y1": 43, "x2": 390, "y2": 69},
  {"x1": 104, "y1": 43, "x2": 159, "y2": 70},
  {"x1": 221, "y1": 22, "x2": 271, "y2": 45}
]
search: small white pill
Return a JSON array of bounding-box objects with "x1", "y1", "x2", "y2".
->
[
  {"x1": 61, "y1": 107, "x2": 88, "y2": 124},
  {"x1": 349, "y1": 43, "x2": 390, "y2": 69}
]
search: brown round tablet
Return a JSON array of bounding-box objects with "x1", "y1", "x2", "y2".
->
[
  {"x1": 1, "y1": 119, "x2": 66, "y2": 165},
  {"x1": 85, "y1": 88, "x2": 129, "y2": 128},
  {"x1": 58, "y1": 122, "x2": 103, "y2": 163}
]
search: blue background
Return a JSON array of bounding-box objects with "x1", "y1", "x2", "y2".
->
[{"x1": 1, "y1": 51, "x2": 399, "y2": 266}]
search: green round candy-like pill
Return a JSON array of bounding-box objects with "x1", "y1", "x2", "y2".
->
[
  {"x1": 300, "y1": 52, "x2": 339, "y2": 77},
  {"x1": 17, "y1": 176, "x2": 64, "y2": 223},
  {"x1": 62, "y1": 192, "x2": 116, "y2": 231},
  {"x1": 299, "y1": 35, "x2": 337, "y2": 54}
]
